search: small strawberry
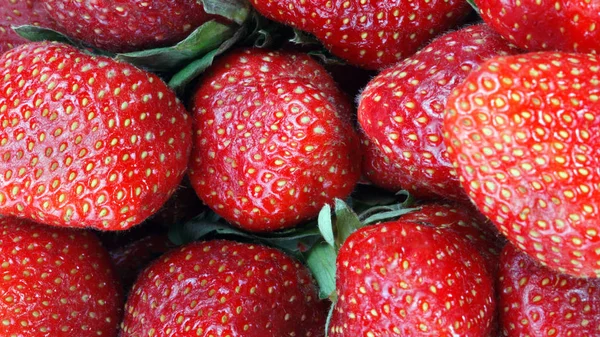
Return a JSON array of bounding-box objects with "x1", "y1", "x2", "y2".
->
[
  {"x1": 0, "y1": 0, "x2": 55, "y2": 54},
  {"x1": 474, "y1": 0, "x2": 600, "y2": 54},
  {"x1": 0, "y1": 217, "x2": 123, "y2": 337},
  {"x1": 120, "y1": 240, "x2": 327, "y2": 337},
  {"x1": 498, "y1": 244, "x2": 600, "y2": 337},
  {"x1": 444, "y1": 51, "x2": 600, "y2": 278},
  {"x1": 250, "y1": 0, "x2": 471, "y2": 70},
  {"x1": 189, "y1": 49, "x2": 361, "y2": 232},
  {"x1": 329, "y1": 220, "x2": 496, "y2": 336},
  {"x1": 358, "y1": 24, "x2": 519, "y2": 201},
  {"x1": 0, "y1": 42, "x2": 192, "y2": 231}
]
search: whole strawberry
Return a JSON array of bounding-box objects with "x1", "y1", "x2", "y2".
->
[
  {"x1": 0, "y1": 0, "x2": 55, "y2": 54},
  {"x1": 474, "y1": 0, "x2": 600, "y2": 54},
  {"x1": 120, "y1": 240, "x2": 327, "y2": 337},
  {"x1": 250, "y1": 0, "x2": 471, "y2": 70},
  {"x1": 40, "y1": 0, "x2": 217, "y2": 52},
  {"x1": 0, "y1": 217, "x2": 123, "y2": 337},
  {"x1": 499, "y1": 244, "x2": 600, "y2": 337},
  {"x1": 0, "y1": 42, "x2": 192, "y2": 231},
  {"x1": 444, "y1": 52, "x2": 600, "y2": 277},
  {"x1": 358, "y1": 24, "x2": 519, "y2": 201},
  {"x1": 329, "y1": 221, "x2": 496, "y2": 336},
  {"x1": 189, "y1": 49, "x2": 361, "y2": 232}
]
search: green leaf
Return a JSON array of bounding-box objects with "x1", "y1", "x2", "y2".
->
[
  {"x1": 305, "y1": 242, "x2": 337, "y2": 300},
  {"x1": 318, "y1": 204, "x2": 335, "y2": 247},
  {"x1": 13, "y1": 25, "x2": 74, "y2": 45},
  {"x1": 201, "y1": 0, "x2": 251, "y2": 25},
  {"x1": 325, "y1": 303, "x2": 336, "y2": 337},
  {"x1": 467, "y1": 0, "x2": 479, "y2": 11},
  {"x1": 361, "y1": 207, "x2": 420, "y2": 226},
  {"x1": 334, "y1": 198, "x2": 362, "y2": 248}
]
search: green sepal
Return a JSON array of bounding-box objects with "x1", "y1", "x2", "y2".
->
[
  {"x1": 305, "y1": 242, "x2": 337, "y2": 300},
  {"x1": 13, "y1": 25, "x2": 76, "y2": 46},
  {"x1": 467, "y1": 0, "x2": 479, "y2": 11},
  {"x1": 201, "y1": 0, "x2": 251, "y2": 25}
]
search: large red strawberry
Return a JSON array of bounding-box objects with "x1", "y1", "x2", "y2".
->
[
  {"x1": 474, "y1": 0, "x2": 600, "y2": 54},
  {"x1": 329, "y1": 220, "x2": 496, "y2": 336},
  {"x1": 358, "y1": 24, "x2": 519, "y2": 201},
  {"x1": 444, "y1": 51, "x2": 600, "y2": 278},
  {"x1": 499, "y1": 244, "x2": 600, "y2": 337},
  {"x1": 120, "y1": 240, "x2": 327, "y2": 336},
  {"x1": 189, "y1": 49, "x2": 361, "y2": 232},
  {"x1": 0, "y1": 42, "x2": 192, "y2": 231},
  {"x1": 0, "y1": 217, "x2": 123, "y2": 337},
  {"x1": 0, "y1": 0, "x2": 55, "y2": 54},
  {"x1": 250, "y1": 0, "x2": 471, "y2": 70}
]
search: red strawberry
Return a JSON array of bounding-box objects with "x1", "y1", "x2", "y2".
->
[
  {"x1": 474, "y1": 0, "x2": 600, "y2": 54},
  {"x1": 0, "y1": 217, "x2": 123, "y2": 337},
  {"x1": 360, "y1": 131, "x2": 405, "y2": 193},
  {"x1": 444, "y1": 51, "x2": 600, "y2": 278},
  {"x1": 250, "y1": 0, "x2": 471, "y2": 70},
  {"x1": 189, "y1": 49, "x2": 361, "y2": 232},
  {"x1": 499, "y1": 244, "x2": 600, "y2": 337},
  {"x1": 358, "y1": 24, "x2": 519, "y2": 201},
  {"x1": 0, "y1": 0, "x2": 55, "y2": 54},
  {"x1": 40, "y1": 0, "x2": 217, "y2": 52},
  {"x1": 0, "y1": 42, "x2": 192, "y2": 231},
  {"x1": 329, "y1": 220, "x2": 496, "y2": 336},
  {"x1": 120, "y1": 240, "x2": 327, "y2": 337}
]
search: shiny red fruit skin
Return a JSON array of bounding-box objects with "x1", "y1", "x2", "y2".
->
[
  {"x1": 250, "y1": 0, "x2": 471, "y2": 70},
  {"x1": 40, "y1": 0, "x2": 215, "y2": 52},
  {"x1": 358, "y1": 24, "x2": 519, "y2": 201},
  {"x1": 329, "y1": 221, "x2": 495, "y2": 337},
  {"x1": 189, "y1": 49, "x2": 361, "y2": 232},
  {"x1": 360, "y1": 131, "x2": 405, "y2": 193},
  {"x1": 499, "y1": 244, "x2": 600, "y2": 337},
  {"x1": 0, "y1": 217, "x2": 123, "y2": 337},
  {"x1": 444, "y1": 52, "x2": 600, "y2": 278},
  {"x1": 0, "y1": 0, "x2": 56, "y2": 54},
  {"x1": 0, "y1": 42, "x2": 192, "y2": 231},
  {"x1": 474, "y1": 0, "x2": 600, "y2": 54},
  {"x1": 120, "y1": 240, "x2": 327, "y2": 337}
]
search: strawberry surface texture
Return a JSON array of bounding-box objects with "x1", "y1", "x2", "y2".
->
[{"x1": 0, "y1": 0, "x2": 55, "y2": 54}]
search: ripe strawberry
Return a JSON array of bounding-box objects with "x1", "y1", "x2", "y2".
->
[
  {"x1": 250, "y1": 0, "x2": 471, "y2": 70},
  {"x1": 0, "y1": 42, "x2": 192, "y2": 231},
  {"x1": 189, "y1": 49, "x2": 361, "y2": 232},
  {"x1": 360, "y1": 131, "x2": 405, "y2": 193},
  {"x1": 120, "y1": 240, "x2": 327, "y2": 337},
  {"x1": 474, "y1": 0, "x2": 600, "y2": 54},
  {"x1": 498, "y1": 244, "x2": 600, "y2": 337},
  {"x1": 40, "y1": 0, "x2": 217, "y2": 52},
  {"x1": 358, "y1": 24, "x2": 519, "y2": 201},
  {"x1": 0, "y1": 0, "x2": 55, "y2": 54},
  {"x1": 444, "y1": 51, "x2": 600, "y2": 278},
  {"x1": 329, "y1": 220, "x2": 495, "y2": 336},
  {"x1": 0, "y1": 217, "x2": 123, "y2": 337}
]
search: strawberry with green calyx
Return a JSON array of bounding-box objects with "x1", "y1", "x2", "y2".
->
[
  {"x1": 358, "y1": 24, "x2": 520, "y2": 201},
  {"x1": 444, "y1": 51, "x2": 600, "y2": 278},
  {"x1": 189, "y1": 48, "x2": 361, "y2": 232},
  {"x1": 0, "y1": 217, "x2": 123, "y2": 337},
  {"x1": 0, "y1": 0, "x2": 56, "y2": 54},
  {"x1": 0, "y1": 42, "x2": 192, "y2": 231}
]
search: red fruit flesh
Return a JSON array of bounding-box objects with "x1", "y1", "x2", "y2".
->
[
  {"x1": 0, "y1": 0, "x2": 55, "y2": 54},
  {"x1": 120, "y1": 240, "x2": 327, "y2": 337},
  {"x1": 330, "y1": 221, "x2": 496, "y2": 337},
  {"x1": 0, "y1": 42, "x2": 192, "y2": 231},
  {"x1": 0, "y1": 217, "x2": 123, "y2": 337}
]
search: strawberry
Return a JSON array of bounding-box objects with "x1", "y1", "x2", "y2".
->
[
  {"x1": 0, "y1": 0, "x2": 55, "y2": 54},
  {"x1": 329, "y1": 220, "x2": 496, "y2": 336},
  {"x1": 250, "y1": 0, "x2": 471, "y2": 70},
  {"x1": 474, "y1": 0, "x2": 600, "y2": 54},
  {"x1": 360, "y1": 131, "x2": 405, "y2": 193},
  {"x1": 498, "y1": 244, "x2": 600, "y2": 337},
  {"x1": 120, "y1": 240, "x2": 327, "y2": 336},
  {"x1": 40, "y1": 0, "x2": 217, "y2": 52},
  {"x1": 0, "y1": 217, "x2": 123, "y2": 337},
  {"x1": 0, "y1": 42, "x2": 192, "y2": 231},
  {"x1": 444, "y1": 51, "x2": 600, "y2": 278},
  {"x1": 358, "y1": 24, "x2": 519, "y2": 201},
  {"x1": 189, "y1": 49, "x2": 361, "y2": 232}
]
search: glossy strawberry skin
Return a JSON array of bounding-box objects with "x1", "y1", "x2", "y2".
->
[
  {"x1": 0, "y1": 42, "x2": 192, "y2": 231},
  {"x1": 444, "y1": 52, "x2": 600, "y2": 278},
  {"x1": 189, "y1": 49, "x2": 361, "y2": 232},
  {"x1": 475, "y1": 0, "x2": 600, "y2": 54},
  {"x1": 329, "y1": 221, "x2": 495, "y2": 337},
  {"x1": 40, "y1": 0, "x2": 216, "y2": 52},
  {"x1": 0, "y1": 0, "x2": 56, "y2": 54},
  {"x1": 120, "y1": 240, "x2": 327, "y2": 337},
  {"x1": 358, "y1": 24, "x2": 519, "y2": 201},
  {"x1": 360, "y1": 132, "x2": 405, "y2": 193},
  {"x1": 250, "y1": 0, "x2": 471, "y2": 70},
  {"x1": 0, "y1": 217, "x2": 123, "y2": 337},
  {"x1": 499, "y1": 244, "x2": 600, "y2": 337}
]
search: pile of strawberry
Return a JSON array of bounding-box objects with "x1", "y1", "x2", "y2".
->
[{"x1": 1, "y1": 0, "x2": 600, "y2": 336}]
